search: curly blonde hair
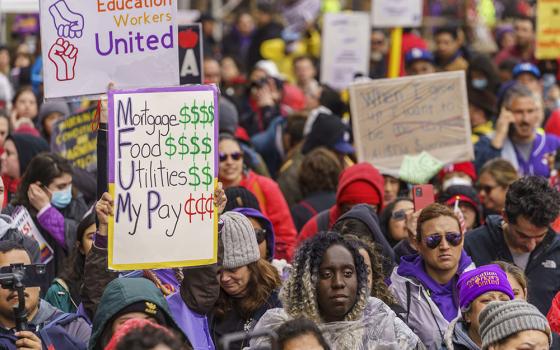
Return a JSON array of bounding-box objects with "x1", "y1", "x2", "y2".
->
[{"x1": 280, "y1": 232, "x2": 369, "y2": 323}]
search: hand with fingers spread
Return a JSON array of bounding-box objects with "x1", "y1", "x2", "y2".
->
[
  {"x1": 49, "y1": 0, "x2": 84, "y2": 39},
  {"x1": 15, "y1": 331, "x2": 42, "y2": 350},
  {"x1": 96, "y1": 192, "x2": 114, "y2": 236},
  {"x1": 48, "y1": 38, "x2": 78, "y2": 81}
]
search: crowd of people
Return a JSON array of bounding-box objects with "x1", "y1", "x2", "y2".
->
[{"x1": 0, "y1": 0, "x2": 558, "y2": 349}]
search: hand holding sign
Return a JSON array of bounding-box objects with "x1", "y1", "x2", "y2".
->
[
  {"x1": 48, "y1": 38, "x2": 78, "y2": 81},
  {"x1": 96, "y1": 192, "x2": 114, "y2": 237},
  {"x1": 49, "y1": 0, "x2": 84, "y2": 39}
]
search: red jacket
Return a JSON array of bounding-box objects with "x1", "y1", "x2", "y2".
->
[
  {"x1": 240, "y1": 170, "x2": 296, "y2": 261},
  {"x1": 548, "y1": 291, "x2": 560, "y2": 333},
  {"x1": 298, "y1": 163, "x2": 385, "y2": 244}
]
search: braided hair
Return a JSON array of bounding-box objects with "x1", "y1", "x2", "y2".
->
[{"x1": 281, "y1": 231, "x2": 369, "y2": 323}]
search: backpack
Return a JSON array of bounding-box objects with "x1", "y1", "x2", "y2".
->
[{"x1": 0, "y1": 313, "x2": 88, "y2": 350}]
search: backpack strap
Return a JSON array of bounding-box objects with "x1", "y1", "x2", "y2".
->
[
  {"x1": 316, "y1": 210, "x2": 330, "y2": 232},
  {"x1": 405, "y1": 281, "x2": 412, "y2": 325}
]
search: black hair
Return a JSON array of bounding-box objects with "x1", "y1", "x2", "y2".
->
[
  {"x1": 514, "y1": 15, "x2": 535, "y2": 31},
  {"x1": 379, "y1": 197, "x2": 414, "y2": 247},
  {"x1": 505, "y1": 176, "x2": 560, "y2": 227},
  {"x1": 13, "y1": 152, "x2": 73, "y2": 215},
  {"x1": 57, "y1": 211, "x2": 96, "y2": 304},
  {"x1": 467, "y1": 53, "x2": 501, "y2": 93},
  {"x1": 332, "y1": 218, "x2": 373, "y2": 243},
  {"x1": 115, "y1": 323, "x2": 186, "y2": 350},
  {"x1": 277, "y1": 318, "x2": 330, "y2": 350},
  {"x1": 434, "y1": 26, "x2": 459, "y2": 40},
  {"x1": 0, "y1": 240, "x2": 27, "y2": 255}
]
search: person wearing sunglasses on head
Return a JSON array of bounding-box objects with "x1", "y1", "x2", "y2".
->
[
  {"x1": 465, "y1": 176, "x2": 560, "y2": 318},
  {"x1": 218, "y1": 133, "x2": 297, "y2": 262},
  {"x1": 389, "y1": 203, "x2": 474, "y2": 350}
]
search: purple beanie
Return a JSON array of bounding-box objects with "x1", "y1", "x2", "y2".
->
[{"x1": 457, "y1": 264, "x2": 514, "y2": 310}]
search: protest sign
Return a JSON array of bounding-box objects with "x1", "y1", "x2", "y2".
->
[
  {"x1": 536, "y1": 0, "x2": 560, "y2": 59},
  {"x1": 178, "y1": 24, "x2": 203, "y2": 85},
  {"x1": 371, "y1": 0, "x2": 423, "y2": 28},
  {"x1": 39, "y1": 0, "x2": 179, "y2": 99},
  {"x1": 349, "y1": 71, "x2": 473, "y2": 178},
  {"x1": 320, "y1": 12, "x2": 370, "y2": 91},
  {"x1": 12, "y1": 206, "x2": 54, "y2": 264},
  {"x1": 51, "y1": 107, "x2": 97, "y2": 172},
  {"x1": 108, "y1": 85, "x2": 218, "y2": 270}
]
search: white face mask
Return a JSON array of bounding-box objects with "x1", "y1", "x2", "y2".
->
[{"x1": 442, "y1": 177, "x2": 473, "y2": 191}]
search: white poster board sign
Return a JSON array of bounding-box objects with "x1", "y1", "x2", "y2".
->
[
  {"x1": 349, "y1": 71, "x2": 473, "y2": 177},
  {"x1": 12, "y1": 206, "x2": 54, "y2": 264},
  {"x1": 39, "y1": 0, "x2": 179, "y2": 99},
  {"x1": 371, "y1": 0, "x2": 422, "y2": 28},
  {"x1": 320, "y1": 12, "x2": 370, "y2": 91},
  {"x1": 108, "y1": 85, "x2": 218, "y2": 270}
]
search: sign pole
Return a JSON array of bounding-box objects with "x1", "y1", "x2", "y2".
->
[{"x1": 388, "y1": 27, "x2": 403, "y2": 78}]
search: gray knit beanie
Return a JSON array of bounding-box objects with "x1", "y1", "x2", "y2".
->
[
  {"x1": 220, "y1": 211, "x2": 260, "y2": 269},
  {"x1": 479, "y1": 300, "x2": 552, "y2": 350}
]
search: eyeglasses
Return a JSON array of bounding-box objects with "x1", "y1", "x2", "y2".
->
[
  {"x1": 476, "y1": 183, "x2": 499, "y2": 194},
  {"x1": 254, "y1": 228, "x2": 267, "y2": 243},
  {"x1": 219, "y1": 152, "x2": 242, "y2": 162},
  {"x1": 424, "y1": 232, "x2": 463, "y2": 249}
]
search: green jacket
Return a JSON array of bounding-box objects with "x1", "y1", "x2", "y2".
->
[
  {"x1": 45, "y1": 278, "x2": 78, "y2": 313},
  {"x1": 88, "y1": 278, "x2": 185, "y2": 350}
]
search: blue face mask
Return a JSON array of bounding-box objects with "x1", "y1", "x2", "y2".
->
[
  {"x1": 471, "y1": 78, "x2": 488, "y2": 90},
  {"x1": 51, "y1": 185, "x2": 72, "y2": 208}
]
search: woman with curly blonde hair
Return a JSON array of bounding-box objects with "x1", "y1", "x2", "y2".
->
[{"x1": 251, "y1": 231, "x2": 423, "y2": 349}]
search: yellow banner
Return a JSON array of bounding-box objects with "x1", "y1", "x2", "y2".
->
[{"x1": 536, "y1": 0, "x2": 560, "y2": 59}]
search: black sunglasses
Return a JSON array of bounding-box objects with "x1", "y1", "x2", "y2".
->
[
  {"x1": 219, "y1": 151, "x2": 242, "y2": 162},
  {"x1": 254, "y1": 228, "x2": 267, "y2": 243},
  {"x1": 424, "y1": 232, "x2": 463, "y2": 249}
]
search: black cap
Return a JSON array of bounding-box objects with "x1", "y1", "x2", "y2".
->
[
  {"x1": 224, "y1": 186, "x2": 261, "y2": 212},
  {"x1": 302, "y1": 114, "x2": 354, "y2": 155}
]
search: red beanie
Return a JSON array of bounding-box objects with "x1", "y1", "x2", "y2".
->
[
  {"x1": 438, "y1": 161, "x2": 477, "y2": 182},
  {"x1": 337, "y1": 180, "x2": 381, "y2": 206}
]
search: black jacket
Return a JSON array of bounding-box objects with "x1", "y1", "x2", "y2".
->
[{"x1": 464, "y1": 215, "x2": 560, "y2": 315}]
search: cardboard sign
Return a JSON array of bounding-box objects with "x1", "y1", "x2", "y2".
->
[
  {"x1": 12, "y1": 206, "x2": 54, "y2": 264},
  {"x1": 536, "y1": 0, "x2": 560, "y2": 59},
  {"x1": 178, "y1": 24, "x2": 203, "y2": 85},
  {"x1": 320, "y1": 12, "x2": 370, "y2": 91},
  {"x1": 349, "y1": 71, "x2": 473, "y2": 177},
  {"x1": 371, "y1": 0, "x2": 422, "y2": 28},
  {"x1": 50, "y1": 107, "x2": 97, "y2": 172},
  {"x1": 39, "y1": 0, "x2": 179, "y2": 99},
  {"x1": 108, "y1": 85, "x2": 218, "y2": 270}
]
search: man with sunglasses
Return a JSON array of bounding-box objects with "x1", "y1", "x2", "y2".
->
[
  {"x1": 389, "y1": 203, "x2": 474, "y2": 350},
  {"x1": 464, "y1": 176, "x2": 560, "y2": 316}
]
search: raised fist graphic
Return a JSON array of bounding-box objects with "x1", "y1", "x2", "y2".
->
[{"x1": 48, "y1": 38, "x2": 78, "y2": 81}]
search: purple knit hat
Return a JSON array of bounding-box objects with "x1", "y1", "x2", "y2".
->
[{"x1": 457, "y1": 264, "x2": 514, "y2": 311}]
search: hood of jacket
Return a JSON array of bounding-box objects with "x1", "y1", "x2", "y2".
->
[
  {"x1": 32, "y1": 299, "x2": 65, "y2": 326},
  {"x1": 336, "y1": 163, "x2": 384, "y2": 213},
  {"x1": 233, "y1": 207, "x2": 275, "y2": 261},
  {"x1": 397, "y1": 251, "x2": 473, "y2": 322},
  {"x1": 443, "y1": 317, "x2": 480, "y2": 350},
  {"x1": 335, "y1": 204, "x2": 396, "y2": 275},
  {"x1": 89, "y1": 278, "x2": 184, "y2": 350}
]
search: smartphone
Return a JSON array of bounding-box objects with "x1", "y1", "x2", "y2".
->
[{"x1": 412, "y1": 184, "x2": 435, "y2": 211}]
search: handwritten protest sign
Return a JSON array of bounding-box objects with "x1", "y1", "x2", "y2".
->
[
  {"x1": 349, "y1": 71, "x2": 473, "y2": 178},
  {"x1": 536, "y1": 0, "x2": 560, "y2": 59},
  {"x1": 12, "y1": 206, "x2": 54, "y2": 264},
  {"x1": 108, "y1": 85, "x2": 218, "y2": 270},
  {"x1": 178, "y1": 24, "x2": 203, "y2": 85},
  {"x1": 371, "y1": 0, "x2": 422, "y2": 28},
  {"x1": 51, "y1": 107, "x2": 97, "y2": 172},
  {"x1": 39, "y1": 0, "x2": 179, "y2": 99},
  {"x1": 320, "y1": 12, "x2": 370, "y2": 91}
]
